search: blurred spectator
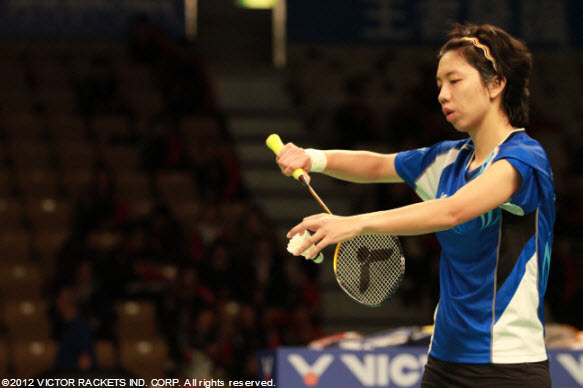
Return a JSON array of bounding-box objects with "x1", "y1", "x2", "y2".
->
[
  {"x1": 397, "y1": 237, "x2": 435, "y2": 308},
  {"x1": 236, "y1": 205, "x2": 272, "y2": 245},
  {"x1": 52, "y1": 232, "x2": 94, "y2": 289},
  {"x1": 250, "y1": 237, "x2": 289, "y2": 307},
  {"x1": 71, "y1": 163, "x2": 129, "y2": 236},
  {"x1": 102, "y1": 224, "x2": 147, "y2": 298},
  {"x1": 104, "y1": 206, "x2": 188, "y2": 298},
  {"x1": 74, "y1": 55, "x2": 132, "y2": 117},
  {"x1": 155, "y1": 39, "x2": 217, "y2": 116},
  {"x1": 384, "y1": 65, "x2": 450, "y2": 149},
  {"x1": 555, "y1": 177, "x2": 583, "y2": 238},
  {"x1": 261, "y1": 308, "x2": 288, "y2": 349},
  {"x1": 231, "y1": 305, "x2": 264, "y2": 379},
  {"x1": 333, "y1": 75, "x2": 381, "y2": 148},
  {"x1": 286, "y1": 306, "x2": 325, "y2": 346},
  {"x1": 187, "y1": 226, "x2": 206, "y2": 264},
  {"x1": 71, "y1": 260, "x2": 117, "y2": 340},
  {"x1": 162, "y1": 266, "x2": 215, "y2": 362},
  {"x1": 186, "y1": 309, "x2": 217, "y2": 357},
  {"x1": 547, "y1": 238, "x2": 583, "y2": 329},
  {"x1": 142, "y1": 115, "x2": 191, "y2": 171},
  {"x1": 142, "y1": 203, "x2": 189, "y2": 264},
  {"x1": 192, "y1": 140, "x2": 243, "y2": 203},
  {"x1": 128, "y1": 14, "x2": 173, "y2": 64},
  {"x1": 197, "y1": 203, "x2": 225, "y2": 248},
  {"x1": 202, "y1": 241, "x2": 238, "y2": 301},
  {"x1": 51, "y1": 287, "x2": 96, "y2": 372},
  {"x1": 208, "y1": 315, "x2": 236, "y2": 375},
  {"x1": 287, "y1": 265, "x2": 321, "y2": 317}
]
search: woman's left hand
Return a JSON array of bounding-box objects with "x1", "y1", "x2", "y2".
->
[{"x1": 287, "y1": 214, "x2": 363, "y2": 259}]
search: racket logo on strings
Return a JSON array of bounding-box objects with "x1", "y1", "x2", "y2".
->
[{"x1": 356, "y1": 246, "x2": 395, "y2": 293}]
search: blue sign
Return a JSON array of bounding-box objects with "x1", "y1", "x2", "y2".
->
[
  {"x1": 259, "y1": 347, "x2": 583, "y2": 387},
  {"x1": 0, "y1": 0, "x2": 185, "y2": 39},
  {"x1": 287, "y1": 0, "x2": 583, "y2": 48}
]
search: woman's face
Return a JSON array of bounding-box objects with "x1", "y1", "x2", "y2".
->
[{"x1": 436, "y1": 50, "x2": 492, "y2": 133}]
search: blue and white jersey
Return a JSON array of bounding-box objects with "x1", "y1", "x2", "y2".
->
[{"x1": 394, "y1": 129, "x2": 555, "y2": 364}]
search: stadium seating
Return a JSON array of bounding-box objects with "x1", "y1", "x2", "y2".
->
[
  {"x1": 95, "y1": 340, "x2": 118, "y2": 370},
  {"x1": 0, "y1": 40, "x2": 205, "y2": 378},
  {"x1": 12, "y1": 340, "x2": 58, "y2": 378},
  {"x1": 0, "y1": 266, "x2": 43, "y2": 299},
  {"x1": 119, "y1": 339, "x2": 168, "y2": 380},
  {"x1": 115, "y1": 301, "x2": 158, "y2": 340},
  {"x1": 0, "y1": 341, "x2": 8, "y2": 378}
]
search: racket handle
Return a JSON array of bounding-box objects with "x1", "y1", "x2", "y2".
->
[{"x1": 266, "y1": 134, "x2": 305, "y2": 181}]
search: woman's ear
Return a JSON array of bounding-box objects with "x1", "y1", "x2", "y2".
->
[{"x1": 488, "y1": 75, "x2": 506, "y2": 100}]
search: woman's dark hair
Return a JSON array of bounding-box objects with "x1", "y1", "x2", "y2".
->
[{"x1": 438, "y1": 23, "x2": 533, "y2": 128}]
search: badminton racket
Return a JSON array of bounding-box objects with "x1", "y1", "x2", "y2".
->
[{"x1": 266, "y1": 134, "x2": 405, "y2": 307}]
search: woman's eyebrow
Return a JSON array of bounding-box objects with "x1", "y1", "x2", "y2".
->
[{"x1": 436, "y1": 71, "x2": 460, "y2": 82}]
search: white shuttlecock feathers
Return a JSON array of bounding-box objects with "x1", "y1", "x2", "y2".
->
[{"x1": 287, "y1": 230, "x2": 324, "y2": 263}]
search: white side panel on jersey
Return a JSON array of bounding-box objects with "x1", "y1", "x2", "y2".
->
[
  {"x1": 500, "y1": 202, "x2": 525, "y2": 216},
  {"x1": 491, "y1": 252, "x2": 547, "y2": 363},
  {"x1": 414, "y1": 148, "x2": 462, "y2": 201},
  {"x1": 428, "y1": 302, "x2": 439, "y2": 354}
]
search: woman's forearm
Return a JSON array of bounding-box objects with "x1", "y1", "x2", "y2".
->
[
  {"x1": 323, "y1": 150, "x2": 403, "y2": 183},
  {"x1": 354, "y1": 198, "x2": 459, "y2": 236}
]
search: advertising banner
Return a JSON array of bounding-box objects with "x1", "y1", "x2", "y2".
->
[
  {"x1": 259, "y1": 347, "x2": 583, "y2": 387},
  {"x1": 287, "y1": 0, "x2": 583, "y2": 48},
  {"x1": 0, "y1": 0, "x2": 185, "y2": 39}
]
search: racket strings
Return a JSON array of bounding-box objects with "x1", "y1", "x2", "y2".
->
[{"x1": 335, "y1": 234, "x2": 405, "y2": 307}]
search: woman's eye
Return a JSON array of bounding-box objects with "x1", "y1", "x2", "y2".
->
[{"x1": 451, "y1": 79, "x2": 461, "y2": 84}]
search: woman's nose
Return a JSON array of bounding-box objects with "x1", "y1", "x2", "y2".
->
[{"x1": 438, "y1": 86, "x2": 449, "y2": 104}]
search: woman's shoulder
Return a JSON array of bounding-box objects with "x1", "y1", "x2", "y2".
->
[
  {"x1": 500, "y1": 130, "x2": 548, "y2": 158},
  {"x1": 497, "y1": 130, "x2": 553, "y2": 174},
  {"x1": 428, "y1": 137, "x2": 473, "y2": 154}
]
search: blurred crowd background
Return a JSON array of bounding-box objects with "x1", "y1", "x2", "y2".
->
[{"x1": 0, "y1": 0, "x2": 581, "y2": 382}]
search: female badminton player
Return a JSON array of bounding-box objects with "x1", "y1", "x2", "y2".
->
[{"x1": 277, "y1": 23, "x2": 555, "y2": 387}]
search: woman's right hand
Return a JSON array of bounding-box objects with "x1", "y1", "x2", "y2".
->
[{"x1": 275, "y1": 142, "x2": 312, "y2": 183}]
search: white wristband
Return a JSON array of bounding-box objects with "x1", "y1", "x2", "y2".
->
[{"x1": 305, "y1": 148, "x2": 327, "y2": 173}]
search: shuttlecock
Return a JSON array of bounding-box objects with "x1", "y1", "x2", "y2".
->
[{"x1": 287, "y1": 230, "x2": 324, "y2": 263}]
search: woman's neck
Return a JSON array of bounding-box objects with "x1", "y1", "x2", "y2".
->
[{"x1": 468, "y1": 111, "x2": 515, "y2": 168}]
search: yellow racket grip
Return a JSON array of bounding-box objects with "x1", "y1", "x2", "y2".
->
[{"x1": 266, "y1": 134, "x2": 305, "y2": 181}]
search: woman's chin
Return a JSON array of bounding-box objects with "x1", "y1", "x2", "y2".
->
[{"x1": 451, "y1": 123, "x2": 469, "y2": 133}]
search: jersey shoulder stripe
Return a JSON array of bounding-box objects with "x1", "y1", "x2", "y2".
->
[{"x1": 396, "y1": 139, "x2": 470, "y2": 201}]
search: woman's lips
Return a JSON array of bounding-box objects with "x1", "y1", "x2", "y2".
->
[{"x1": 443, "y1": 108, "x2": 455, "y2": 120}]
